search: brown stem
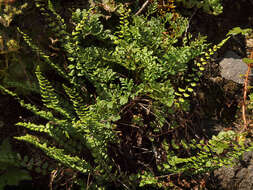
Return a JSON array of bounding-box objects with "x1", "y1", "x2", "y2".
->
[
  {"x1": 135, "y1": 0, "x2": 150, "y2": 15},
  {"x1": 242, "y1": 51, "x2": 253, "y2": 131}
]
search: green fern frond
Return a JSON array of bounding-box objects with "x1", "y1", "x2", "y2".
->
[
  {"x1": 32, "y1": 0, "x2": 85, "y2": 90},
  {"x1": 63, "y1": 84, "x2": 88, "y2": 119},
  {"x1": 16, "y1": 122, "x2": 49, "y2": 133},
  {"x1": 35, "y1": 67, "x2": 73, "y2": 120},
  {"x1": 16, "y1": 121, "x2": 84, "y2": 155},
  {"x1": 174, "y1": 35, "x2": 231, "y2": 106},
  {"x1": 15, "y1": 134, "x2": 91, "y2": 173},
  {"x1": 34, "y1": 0, "x2": 69, "y2": 43},
  {"x1": 17, "y1": 28, "x2": 68, "y2": 80},
  {"x1": 3, "y1": 79, "x2": 40, "y2": 94},
  {"x1": 0, "y1": 85, "x2": 59, "y2": 122}
]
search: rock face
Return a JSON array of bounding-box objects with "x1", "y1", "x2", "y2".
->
[
  {"x1": 219, "y1": 51, "x2": 248, "y2": 84},
  {"x1": 214, "y1": 151, "x2": 253, "y2": 190},
  {"x1": 212, "y1": 51, "x2": 253, "y2": 190}
]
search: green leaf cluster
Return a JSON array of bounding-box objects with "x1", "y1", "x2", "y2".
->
[
  {"x1": 139, "y1": 131, "x2": 253, "y2": 188},
  {"x1": 175, "y1": 0, "x2": 223, "y2": 15},
  {"x1": 0, "y1": 0, "x2": 244, "y2": 189}
]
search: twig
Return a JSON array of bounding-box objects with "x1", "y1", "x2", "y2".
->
[
  {"x1": 183, "y1": 8, "x2": 197, "y2": 38},
  {"x1": 49, "y1": 169, "x2": 58, "y2": 190},
  {"x1": 242, "y1": 51, "x2": 253, "y2": 131},
  {"x1": 113, "y1": 121, "x2": 140, "y2": 128},
  {"x1": 138, "y1": 103, "x2": 171, "y2": 126},
  {"x1": 135, "y1": 0, "x2": 150, "y2": 15},
  {"x1": 117, "y1": 180, "x2": 130, "y2": 190},
  {"x1": 242, "y1": 66, "x2": 250, "y2": 130},
  {"x1": 86, "y1": 173, "x2": 90, "y2": 190},
  {"x1": 156, "y1": 173, "x2": 179, "y2": 179}
]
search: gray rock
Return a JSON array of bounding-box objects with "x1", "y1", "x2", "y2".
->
[
  {"x1": 235, "y1": 167, "x2": 247, "y2": 179},
  {"x1": 214, "y1": 151, "x2": 253, "y2": 190},
  {"x1": 242, "y1": 151, "x2": 253, "y2": 163},
  {"x1": 238, "y1": 171, "x2": 253, "y2": 190},
  {"x1": 220, "y1": 51, "x2": 248, "y2": 84},
  {"x1": 248, "y1": 165, "x2": 253, "y2": 173},
  {"x1": 214, "y1": 166, "x2": 236, "y2": 189}
]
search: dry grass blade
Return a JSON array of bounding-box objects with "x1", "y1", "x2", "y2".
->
[{"x1": 242, "y1": 51, "x2": 253, "y2": 131}]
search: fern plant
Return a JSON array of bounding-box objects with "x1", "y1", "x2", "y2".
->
[
  {"x1": 138, "y1": 130, "x2": 253, "y2": 188},
  {"x1": 0, "y1": 0, "x2": 247, "y2": 189}
]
